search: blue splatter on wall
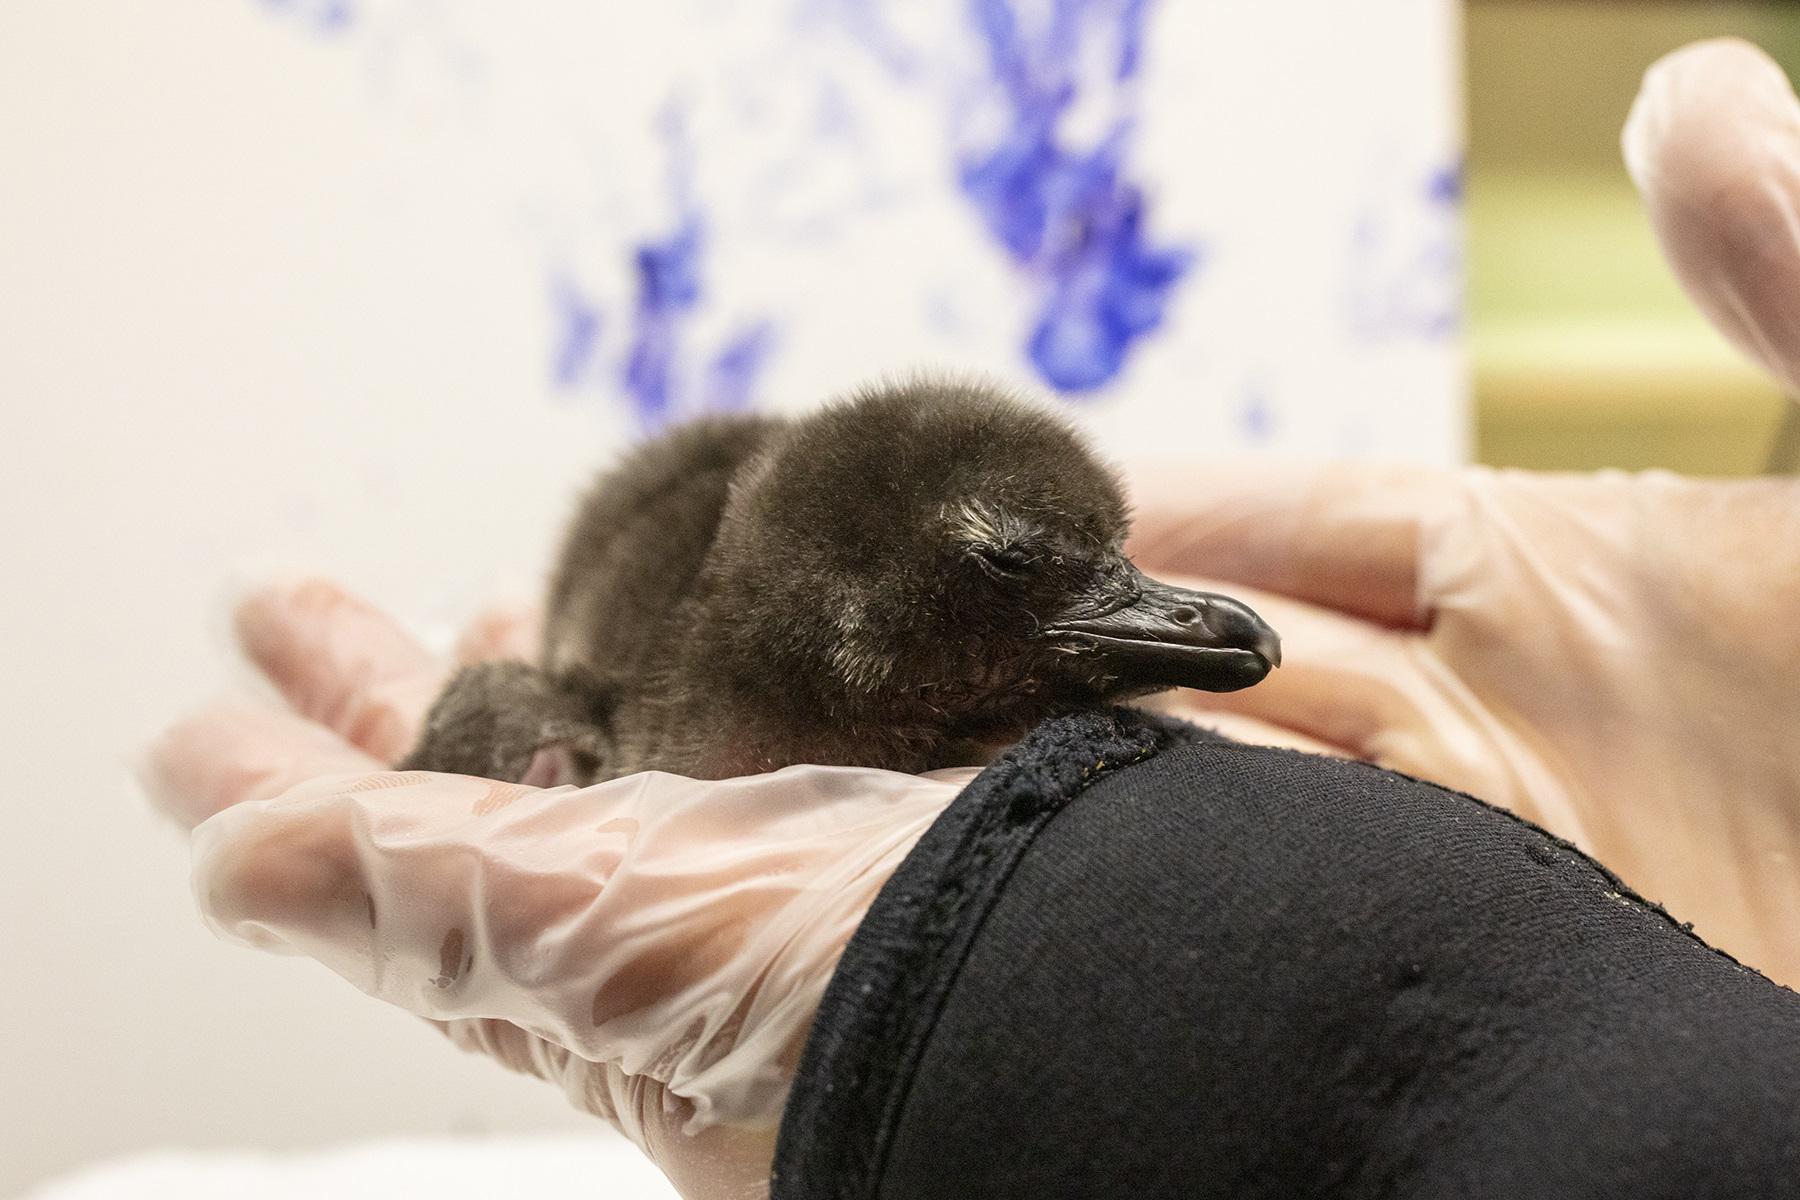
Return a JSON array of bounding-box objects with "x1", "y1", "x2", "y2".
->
[
  {"x1": 246, "y1": 0, "x2": 1464, "y2": 458},
  {"x1": 1237, "y1": 381, "x2": 1275, "y2": 443},
  {"x1": 255, "y1": 3, "x2": 780, "y2": 434},
  {"x1": 259, "y1": 0, "x2": 354, "y2": 35},
  {"x1": 1426, "y1": 159, "x2": 1462, "y2": 208},
  {"x1": 957, "y1": 0, "x2": 1195, "y2": 394},
  {"x1": 805, "y1": 0, "x2": 1196, "y2": 395},
  {"x1": 551, "y1": 108, "x2": 780, "y2": 433},
  {"x1": 799, "y1": 0, "x2": 921, "y2": 80},
  {"x1": 703, "y1": 321, "x2": 777, "y2": 412},
  {"x1": 257, "y1": 0, "x2": 1192, "y2": 419},
  {"x1": 621, "y1": 212, "x2": 706, "y2": 429},
  {"x1": 548, "y1": 275, "x2": 602, "y2": 389},
  {"x1": 1346, "y1": 155, "x2": 1462, "y2": 342}
]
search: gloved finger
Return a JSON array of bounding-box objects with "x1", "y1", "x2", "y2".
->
[
  {"x1": 1624, "y1": 37, "x2": 1800, "y2": 396},
  {"x1": 192, "y1": 763, "x2": 957, "y2": 1135},
  {"x1": 454, "y1": 599, "x2": 543, "y2": 665},
  {"x1": 192, "y1": 770, "x2": 569, "y2": 1023},
  {"x1": 1139, "y1": 571, "x2": 1430, "y2": 761},
  {"x1": 235, "y1": 579, "x2": 445, "y2": 762},
  {"x1": 1126, "y1": 462, "x2": 1453, "y2": 630},
  {"x1": 140, "y1": 700, "x2": 383, "y2": 830}
]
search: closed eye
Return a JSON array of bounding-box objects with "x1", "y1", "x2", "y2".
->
[{"x1": 974, "y1": 544, "x2": 1039, "y2": 579}]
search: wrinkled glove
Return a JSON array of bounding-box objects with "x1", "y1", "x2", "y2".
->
[{"x1": 143, "y1": 581, "x2": 972, "y2": 1200}]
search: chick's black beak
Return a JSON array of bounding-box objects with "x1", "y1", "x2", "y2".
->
[{"x1": 1041, "y1": 564, "x2": 1281, "y2": 693}]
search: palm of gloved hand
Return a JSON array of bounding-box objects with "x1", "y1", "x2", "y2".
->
[
  {"x1": 1130, "y1": 464, "x2": 1800, "y2": 988},
  {"x1": 143, "y1": 582, "x2": 968, "y2": 1200}
]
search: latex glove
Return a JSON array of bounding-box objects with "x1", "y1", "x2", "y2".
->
[
  {"x1": 1623, "y1": 37, "x2": 1800, "y2": 398},
  {"x1": 1127, "y1": 464, "x2": 1800, "y2": 989},
  {"x1": 142, "y1": 581, "x2": 972, "y2": 1200}
]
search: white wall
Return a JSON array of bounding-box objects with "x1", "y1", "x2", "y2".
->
[{"x1": 0, "y1": 1, "x2": 1462, "y2": 1192}]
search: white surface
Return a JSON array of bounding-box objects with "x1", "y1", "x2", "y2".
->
[
  {"x1": 23, "y1": 1135, "x2": 674, "y2": 1200},
  {"x1": 0, "y1": 1, "x2": 1462, "y2": 1193}
]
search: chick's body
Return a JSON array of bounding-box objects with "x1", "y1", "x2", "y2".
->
[
  {"x1": 402, "y1": 381, "x2": 1280, "y2": 786},
  {"x1": 546, "y1": 384, "x2": 1096, "y2": 778},
  {"x1": 543, "y1": 413, "x2": 781, "y2": 775}
]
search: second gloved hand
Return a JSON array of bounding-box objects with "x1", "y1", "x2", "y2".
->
[
  {"x1": 1128, "y1": 464, "x2": 1800, "y2": 989},
  {"x1": 1126, "y1": 37, "x2": 1800, "y2": 989}
]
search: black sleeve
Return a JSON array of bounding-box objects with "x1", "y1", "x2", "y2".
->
[{"x1": 770, "y1": 710, "x2": 1800, "y2": 1200}]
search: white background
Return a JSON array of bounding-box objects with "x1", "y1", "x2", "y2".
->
[{"x1": 0, "y1": 1, "x2": 1461, "y2": 1192}]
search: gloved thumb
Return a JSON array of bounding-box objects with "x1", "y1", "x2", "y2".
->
[{"x1": 1624, "y1": 37, "x2": 1800, "y2": 398}]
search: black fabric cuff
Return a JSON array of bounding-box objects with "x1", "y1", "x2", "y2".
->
[{"x1": 772, "y1": 710, "x2": 1800, "y2": 1200}]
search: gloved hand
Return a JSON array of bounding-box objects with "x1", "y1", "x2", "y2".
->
[
  {"x1": 142, "y1": 581, "x2": 973, "y2": 1200},
  {"x1": 1128, "y1": 465, "x2": 1800, "y2": 989},
  {"x1": 1127, "y1": 37, "x2": 1800, "y2": 988}
]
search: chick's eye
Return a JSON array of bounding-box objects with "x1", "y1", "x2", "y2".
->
[{"x1": 975, "y1": 544, "x2": 1037, "y2": 579}]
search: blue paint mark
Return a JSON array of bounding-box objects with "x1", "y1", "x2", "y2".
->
[
  {"x1": 608, "y1": 105, "x2": 779, "y2": 431},
  {"x1": 800, "y1": 0, "x2": 921, "y2": 79},
  {"x1": 1116, "y1": 0, "x2": 1150, "y2": 79},
  {"x1": 623, "y1": 213, "x2": 706, "y2": 428},
  {"x1": 635, "y1": 215, "x2": 706, "y2": 313},
  {"x1": 549, "y1": 275, "x2": 603, "y2": 389},
  {"x1": 958, "y1": 0, "x2": 1194, "y2": 394},
  {"x1": 257, "y1": 0, "x2": 354, "y2": 35},
  {"x1": 620, "y1": 212, "x2": 780, "y2": 428},
  {"x1": 703, "y1": 322, "x2": 777, "y2": 411},
  {"x1": 1028, "y1": 194, "x2": 1196, "y2": 390},
  {"x1": 1238, "y1": 383, "x2": 1275, "y2": 443},
  {"x1": 1426, "y1": 158, "x2": 1463, "y2": 206},
  {"x1": 1346, "y1": 156, "x2": 1463, "y2": 343},
  {"x1": 544, "y1": 105, "x2": 777, "y2": 429},
  {"x1": 316, "y1": 0, "x2": 353, "y2": 33}
]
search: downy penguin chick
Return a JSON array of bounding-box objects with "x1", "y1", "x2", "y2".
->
[{"x1": 402, "y1": 379, "x2": 1280, "y2": 784}]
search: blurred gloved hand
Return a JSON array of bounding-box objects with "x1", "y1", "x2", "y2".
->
[
  {"x1": 1128, "y1": 35, "x2": 1800, "y2": 991},
  {"x1": 1624, "y1": 37, "x2": 1800, "y2": 399},
  {"x1": 1130, "y1": 466, "x2": 1800, "y2": 986},
  {"x1": 142, "y1": 581, "x2": 971, "y2": 1200}
]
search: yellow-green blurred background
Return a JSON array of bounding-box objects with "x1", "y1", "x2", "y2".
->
[{"x1": 1468, "y1": 0, "x2": 1799, "y2": 473}]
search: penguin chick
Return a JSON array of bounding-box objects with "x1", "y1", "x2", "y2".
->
[
  {"x1": 401, "y1": 378, "x2": 1280, "y2": 784},
  {"x1": 402, "y1": 660, "x2": 611, "y2": 789}
]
